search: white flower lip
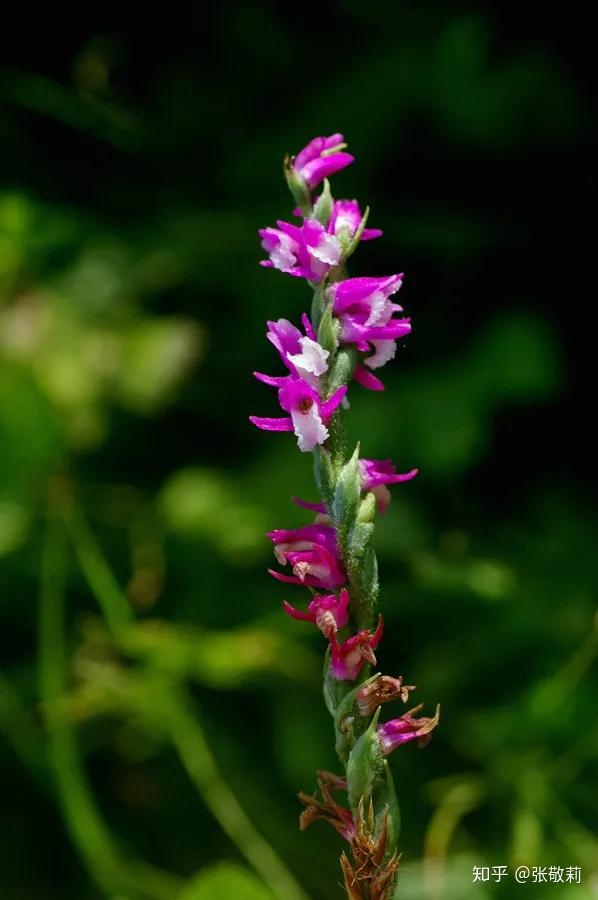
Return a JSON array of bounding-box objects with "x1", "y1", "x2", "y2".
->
[{"x1": 291, "y1": 403, "x2": 329, "y2": 452}]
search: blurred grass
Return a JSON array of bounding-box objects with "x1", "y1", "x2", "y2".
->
[{"x1": 0, "y1": 11, "x2": 596, "y2": 900}]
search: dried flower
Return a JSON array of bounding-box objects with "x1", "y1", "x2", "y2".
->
[
  {"x1": 356, "y1": 675, "x2": 417, "y2": 716},
  {"x1": 298, "y1": 770, "x2": 355, "y2": 841},
  {"x1": 340, "y1": 798, "x2": 400, "y2": 900}
]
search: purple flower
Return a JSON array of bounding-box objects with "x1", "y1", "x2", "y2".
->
[
  {"x1": 259, "y1": 219, "x2": 341, "y2": 282},
  {"x1": 328, "y1": 276, "x2": 411, "y2": 387},
  {"x1": 293, "y1": 133, "x2": 355, "y2": 191},
  {"x1": 283, "y1": 588, "x2": 350, "y2": 637},
  {"x1": 267, "y1": 524, "x2": 346, "y2": 590},
  {"x1": 377, "y1": 704, "x2": 440, "y2": 754},
  {"x1": 329, "y1": 616, "x2": 384, "y2": 681},
  {"x1": 250, "y1": 376, "x2": 347, "y2": 452},
  {"x1": 328, "y1": 199, "x2": 382, "y2": 242},
  {"x1": 265, "y1": 315, "x2": 328, "y2": 389},
  {"x1": 360, "y1": 458, "x2": 418, "y2": 513}
]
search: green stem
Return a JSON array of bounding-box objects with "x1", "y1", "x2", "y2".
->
[
  {"x1": 166, "y1": 688, "x2": 309, "y2": 900},
  {"x1": 38, "y1": 514, "x2": 181, "y2": 900},
  {"x1": 64, "y1": 504, "x2": 306, "y2": 899},
  {"x1": 0, "y1": 669, "x2": 44, "y2": 778},
  {"x1": 64, "y1": 505, "x2": 133, "y2": 639}
]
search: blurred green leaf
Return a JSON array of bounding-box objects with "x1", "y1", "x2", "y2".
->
[
  {"x1": 179, "y1": 863, "x2": 274, "y2": 900},
  {"x1": 117, "y1": 318, "x2": 202, "y2": 413},
  {"x1": 160, "y1": 468, "x2": 269, "y2": 560}
]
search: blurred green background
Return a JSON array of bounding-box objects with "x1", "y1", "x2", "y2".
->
[{"x1": 1, "y1": 9, "x2": 596, "y2": 900}]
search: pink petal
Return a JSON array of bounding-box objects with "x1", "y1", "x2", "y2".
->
[
  {"x1": 354, "y1": 365, "x2": 385, "y2": 391},
  {"x1": 320, "y1": 385, "x2": 348, "y2": 421},
  {"x1": 249, "y1": 415, "x2": 294, "y2": 432}
]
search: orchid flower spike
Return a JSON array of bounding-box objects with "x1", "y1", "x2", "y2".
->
[{"x1": 253, "y1": 132, "x2": 436, "y2": 898}]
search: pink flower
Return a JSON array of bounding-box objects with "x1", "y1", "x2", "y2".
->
[
  {"x1": 360, "y1": 458, "x2": 418, "y2": 513},
  {"x1": 329, "y1": 616, "x2": 384, "y2": 680},
  {"x1": 292, "y1": 457, "x2": 417, "y2": 516},
  {"x1": 328, "y1": 275, "x2": 411, "y2": 390},
  {"x1": 250, "y1": 376, "x2": 347, "y2": 452},
  {"x1": 377, "y1": 704, "x2": 440, "y2": 754},
  {"x1": 293, "y1": 133, "x2": 355, "y2": 191},
  {"x1": 259, "y1": 219, "x2": 341, "y2": 282},
  {"x1": 283, "y1": 588, "x2": 350, "y2": 637},
  {"x1": 267, "y1": 524, "x2": 346, "y2": 590},
  {"x1": 265, "y1": 315, "x2": 328, "y2": 389},
  {"x1": 328, "y1": 199, "x2": 382, "y2": 242}
]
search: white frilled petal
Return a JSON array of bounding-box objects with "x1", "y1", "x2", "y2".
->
[
  {"x1": 287, "y1": 336, "x2": 329, "y2": 379},
  {"x1": 291, "y1": 403, "x2": 329, "y2": 452},
  {"x1": 365, "y1": 339, "x2": 397, "y2": 370},
  {"x1": 365, "y1": 290, "x2": 394, "y2": 326},
  {"x1": 265, "y1": 232, "x2": 297, "y2": 271},
  {"x1": 309, "y1": 231, "x2": 341, "y2": 265}
]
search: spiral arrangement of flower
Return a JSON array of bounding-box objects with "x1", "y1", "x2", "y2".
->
[{"x1": 251, "y1": 134, "x2": 439, "y2": 898}]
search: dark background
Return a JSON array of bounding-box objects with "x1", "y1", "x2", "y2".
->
[{"x1": 0, "y1": 7, "x2": 596, "y2": 899}]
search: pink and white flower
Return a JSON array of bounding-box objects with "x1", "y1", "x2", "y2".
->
[
  {"x1": 293, "y1": 133, "x2": 354, "y2": 191},
  {"x1": 259, "y1": 219, "x2": 341, "y2": 282},
  {"x1": 283, "y1": 588, "x2": 350, "y2": 637},
  {"x1": 250, "y1": 376, "x2": 347, "y2": 452},
  {"x1": 328, "y1": 199, "x2": 382, "y2": 242},
  {"x1": 265, "y1": 315, "x2": 328, "y2": 389},
  {"x1": 328, "y1": 275, "x2": 411, "y2": 389}
]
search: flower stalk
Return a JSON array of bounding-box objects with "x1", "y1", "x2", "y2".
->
[{"x1": 252, "y1": 133, "x2": 438, "y2": 898}]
